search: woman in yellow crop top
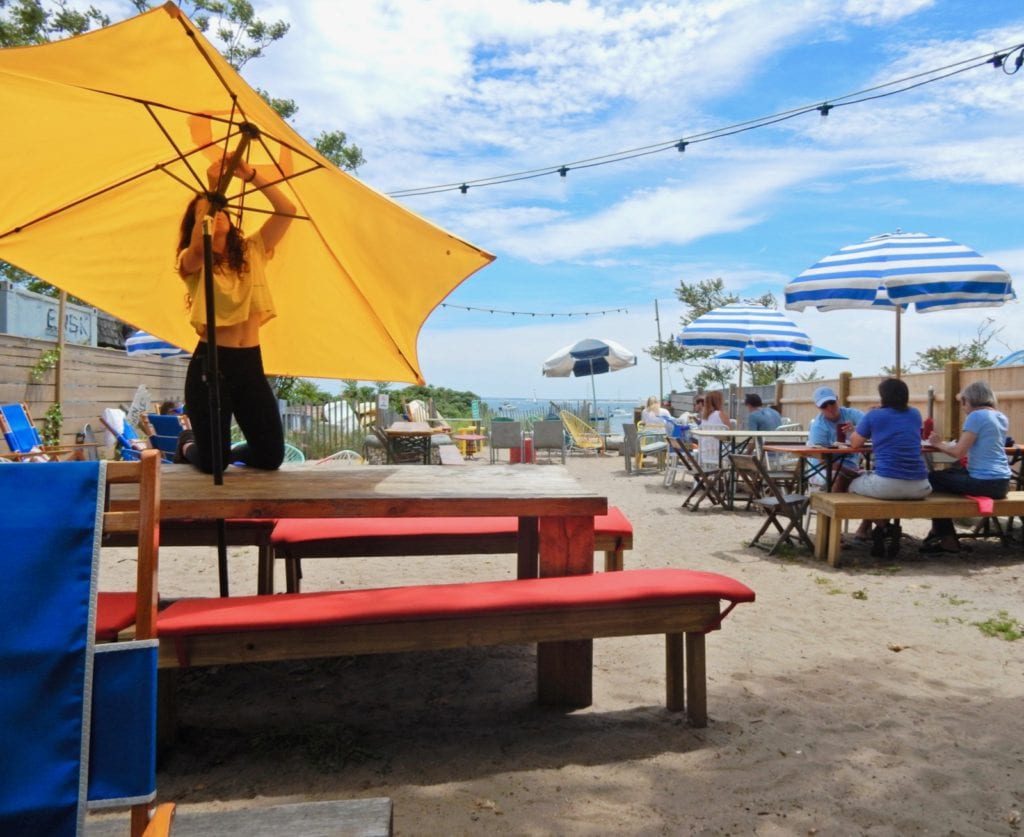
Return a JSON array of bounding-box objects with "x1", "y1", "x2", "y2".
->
[{"x1": 174, "y1": 153, "x2": 296, "y2": 472}]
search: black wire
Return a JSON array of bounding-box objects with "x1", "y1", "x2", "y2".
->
[{"x1": 387, "y1": 42, "x2": 1023, "y2": 198}]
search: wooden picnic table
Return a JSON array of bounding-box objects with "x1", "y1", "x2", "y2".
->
[{"x1": 115, "y1": 463, "x2": 608, "y2": 707}]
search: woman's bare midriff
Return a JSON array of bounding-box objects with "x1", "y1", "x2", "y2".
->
[{"x1": 195, "y1": 313, "x2": 262, "y2": 348}]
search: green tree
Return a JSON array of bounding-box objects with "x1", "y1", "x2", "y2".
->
[
  {"x1": 340, "y1": 380, "x2": 391, "y2": 403},
  {"x1": 393, "y1": 385, "x2": 480, "y2": 419},
  {"x1": 648, "y1": 279, "x2": 792, "y2": 389},
  {"x1": 909, "y1": 319, "x2": 1001, "y2": 371}
]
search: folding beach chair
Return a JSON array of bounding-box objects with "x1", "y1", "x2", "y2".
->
[
  {"x1": 676, "y1": 442, "x2": 726, "y2": 510},
  {"x1": 0, "y1": 401, "x2": 81, "y2": 461},
  {"x1": 141, "y1": 413, "x2": 188, "y2": 459},
  {"x1": 0, "y1": 450, "x2": 173, "y2": 836},
  {"x1": 728, "y1": 454, "x2": 813, "y2": 555},
  {"x1": 101, "y1": 409, "x2": 172, "y2": 464}
]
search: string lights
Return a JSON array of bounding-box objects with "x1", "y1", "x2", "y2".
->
[
  {"x1": 387, "y1": 42, "x2": 1023, "y2": 198},
  {"x1": 440, "y1": 303, "x2": 629, "y2": 318}
]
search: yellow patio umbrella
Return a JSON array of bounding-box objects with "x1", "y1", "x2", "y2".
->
[{"x1": 0, "y1": 2, "x2": 494, "y2": 385}]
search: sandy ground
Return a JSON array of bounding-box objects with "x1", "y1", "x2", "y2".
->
[{"x1": 90, "y1": 453, "x2": 1024, "y2": 836}]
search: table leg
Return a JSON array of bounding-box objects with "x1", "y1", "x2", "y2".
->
[{"x1": 536, "y1": 514, "x2": 594, "y2": 707}]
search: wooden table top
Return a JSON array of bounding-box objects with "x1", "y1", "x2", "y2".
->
[
  {"x1": 384, "y1": 421, "x2": 437, "y2": 436},
  {"x1": 125, "y1": 463, "x2": 607, "y2": 520}
]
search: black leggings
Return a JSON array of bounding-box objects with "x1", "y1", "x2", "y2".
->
[
  {"x1": 183, "y1": 342, "x2": 284, "y2": 473},
  {"x1": 927, "y1": 465, "x2": 1010, "y2": 536}
]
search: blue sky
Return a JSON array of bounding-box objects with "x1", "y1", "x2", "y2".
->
[{"x1": 113, "y1": 1, "x2": 1024, "y2": 400}]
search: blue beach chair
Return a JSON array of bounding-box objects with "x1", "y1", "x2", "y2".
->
[{"x1": 0, "y1": 450, "x2": 173, "y2": 835}]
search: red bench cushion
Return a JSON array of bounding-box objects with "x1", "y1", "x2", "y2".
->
[
  {"x1": 95, "y1": 591, "x2": 137, "y2": 641},
  {"x1": 270, "y1": 506, "x2": 632, "y2": 546},
  {"x1": 158, "y1": 568, "x2": 754, "y2": 636}
]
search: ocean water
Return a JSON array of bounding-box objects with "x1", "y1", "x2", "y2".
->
[{"x1": 482, "y1": 396, "x2": 638, "y2": 435}]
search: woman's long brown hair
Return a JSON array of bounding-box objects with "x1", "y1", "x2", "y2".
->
[{"x1": 178, "y1": 194, "x2": 247, "y2": 273}]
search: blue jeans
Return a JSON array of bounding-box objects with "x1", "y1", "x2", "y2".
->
[{"x1": 927, "y1": 465, "x2": 1009, "y2": 536}]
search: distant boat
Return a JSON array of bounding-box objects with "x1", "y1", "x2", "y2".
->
[{"x1": 500, "y1": 402, "x2": 516, "y2": 412}]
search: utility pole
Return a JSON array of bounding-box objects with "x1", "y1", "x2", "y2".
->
[{"x1": 654, "y1": 299, "x2": 664, "y2": 401}]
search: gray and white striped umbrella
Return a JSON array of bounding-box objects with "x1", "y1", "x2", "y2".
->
[
  {"x1": 676, "y1": 302, "x2": 812, "y2": 388},
  {"x1": 784, "y1": 231, "x2": 1014, "y2": 372}
]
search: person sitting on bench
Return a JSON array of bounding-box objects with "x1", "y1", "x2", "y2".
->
[
  {"x1": 923, "y1": 381, "x2": 1011, "y2": 554},
  {"x1": 846, "y1": 378, "x2": 932, "y2": 558}
]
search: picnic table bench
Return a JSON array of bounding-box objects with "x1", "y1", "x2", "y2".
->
[
  {"x1": 267, "y1": 506, "x2": 634, "y2": 592},
  {"x1": 155, "y1": 568, "x2": 755, "y2": 729},
  {"x1": 810, "y1": 490, "x2": 1024, "y2": 566}
]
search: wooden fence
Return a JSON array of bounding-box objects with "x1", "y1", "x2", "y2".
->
[
  {"x1": 698, "y1": 364, "x2": 1024, "y2": 442},
  {"x1": 0, "y1": 334, "x2": 188, "y2": 452}
]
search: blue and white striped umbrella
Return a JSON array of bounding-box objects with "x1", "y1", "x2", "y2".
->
[
  {"x1": 542, "y1": 337, "x2": 637, "y2": 408},
  {"x1": 676, "y1": 303, "x2": 812, "y2": 389},
  {"x1": 785, "y1": 231, "x2": 1013, "y2": 313},
  {"x1": 124, "y1": 330, "x2": 190, "y2": 358},
  {"x1": 785, "y1": 231, "x2": 1014, "y2": 372}
]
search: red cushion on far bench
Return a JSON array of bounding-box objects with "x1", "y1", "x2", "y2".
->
[
  {"x1": 158, "y1": 568, "x2": 754, "y2": 637},
  {"x1": 270, "y1": 506, "x2": 633, "y2": 546},
  {"x1": 96, "y1": 591, "x2": 137, "y2": 641}
]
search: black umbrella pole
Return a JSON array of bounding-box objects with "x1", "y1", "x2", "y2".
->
[
  {"x1": 201, "y1": 218, "x2": 225, "y2": 485},
  {"x1": 202, "y1": 218, "x2": 230, "y2": 597}
]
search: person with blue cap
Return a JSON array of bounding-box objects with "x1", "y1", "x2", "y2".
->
[{"x1": 808, "y1": 385, "x2": 871, "y2": 537}]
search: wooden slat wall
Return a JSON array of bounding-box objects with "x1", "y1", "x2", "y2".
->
[{"x1": 0, "y1": 333, "x2": 187, "y2": 448}]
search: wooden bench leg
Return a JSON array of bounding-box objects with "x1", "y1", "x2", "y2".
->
[
  {"x1": 814, "y1": 513, "x2": 830, "y2": 562},
  {"x1": 157, "y1": 668, "x2": 179, "y2": 755},
  {"x1": 537, "y1": 639, "x2": 593, "y2": 707},
  {"x1": 826, "y1": 516, "x2": 843, "y2": 567},
  {"x1": 285, "y1": 553, "x2": 301, "y2": 593},
  {"x1": 666, "y1": 632, "x2": 684, "y2": 712},
  {"x1": 685, "y1": 632, "x2": 707, "y2": 727},
  {"x1": 603, "y1": 542, "x2": 624, "y2": 572},
  {"x1": 257, "y1": 543, "x2": 275, "y2": 595}
]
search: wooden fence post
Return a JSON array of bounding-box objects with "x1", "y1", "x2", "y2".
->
[
  {"x1": 838, "y1": 371, "x2": 852, "y2": 406},
  {"x1": 943, "y1": 362, "x2": 962, "y2": 440}
]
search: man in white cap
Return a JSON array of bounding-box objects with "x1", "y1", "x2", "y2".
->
[{"x1": 808, "y1": 386, "x2": 866, "y2": 494}]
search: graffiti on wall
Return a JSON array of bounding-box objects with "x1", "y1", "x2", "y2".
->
[{"x1": 45, "y1": 308, "x2": 92, "y2": 343}]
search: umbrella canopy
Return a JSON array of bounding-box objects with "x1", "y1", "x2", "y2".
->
[
  {"x1": 0, "y1": 3, "x2": 494, "y2": 384},
  {"x1": 712, "y1": 345, "x2": 847, "y2": 362},
  {"x1": 541, "y1": 338, "x2": 637, "y2": 408},
  {"x1": 676, "y1": 303, "x2": 812, "y2": 388},
  {"x1": 785, "y1": 232, "x2": 1014, "y2": 374},
  {"x1": 124, "y1": 330, "x2": 190, "y2": 358}
]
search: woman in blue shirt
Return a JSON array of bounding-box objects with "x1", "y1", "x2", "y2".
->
[
  {"x1": 922, "y1": 381, "x2": 1011, "y2": 554},
  {"x1": 847, "y1": 378, "x2": 931, "y2": 557}
]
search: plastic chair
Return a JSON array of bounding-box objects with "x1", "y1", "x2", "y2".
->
[
  {"x1": 0, "y1": 450, "x2": 173, "y2": 835},
  {"x1": 316, "y1": 449, "x2": 364, "y2": 465}
]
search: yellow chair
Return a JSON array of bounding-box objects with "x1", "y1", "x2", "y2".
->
[{"x1": 559, "y1": 410, "x2": 604, "y2": 455}]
